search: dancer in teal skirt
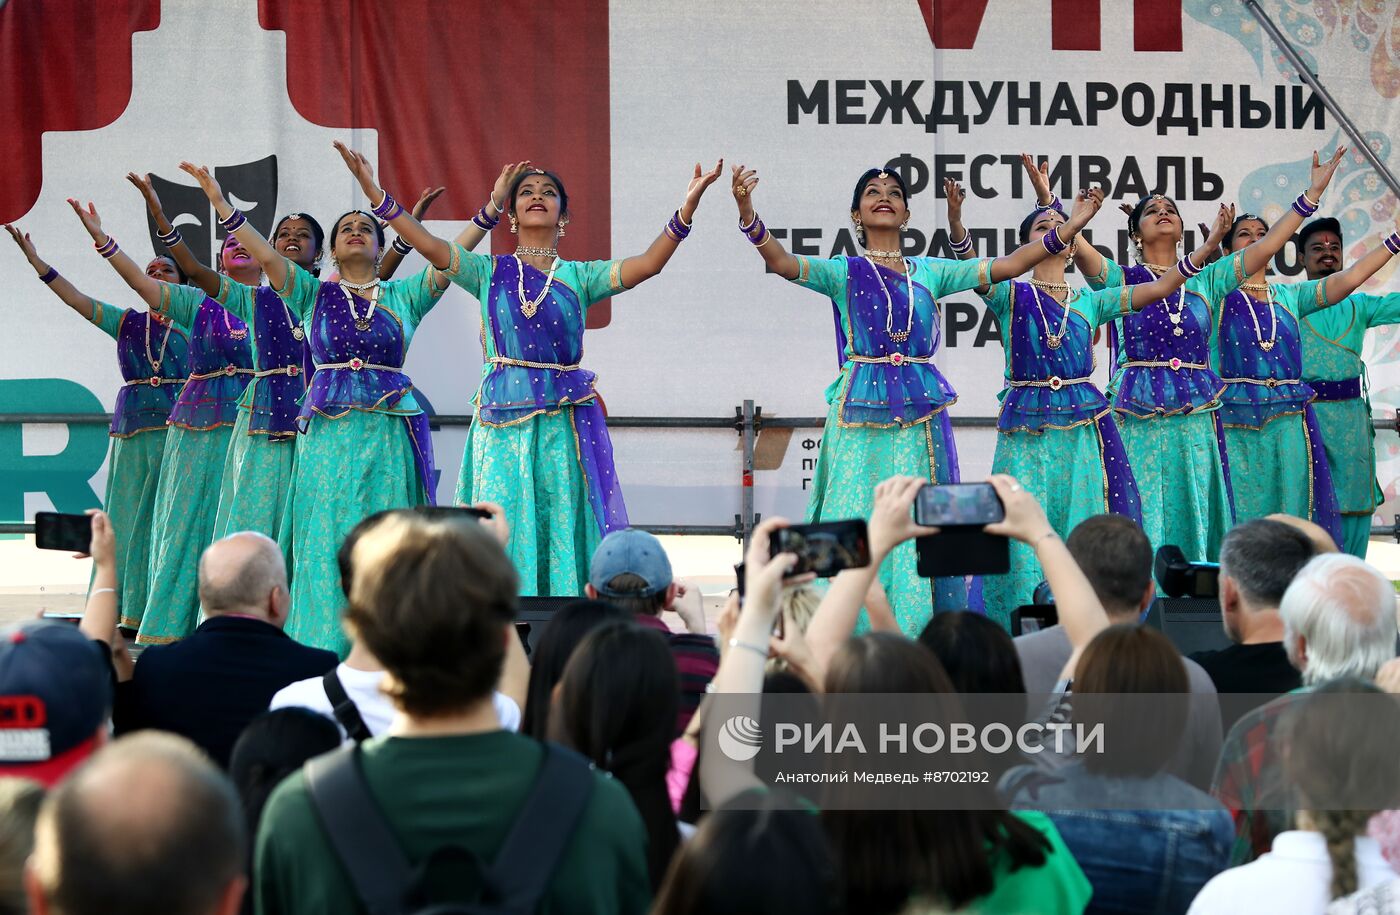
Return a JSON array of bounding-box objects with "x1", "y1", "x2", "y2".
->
[{"x1": 5, "y1": 224, "x2": 190, "y2": 631}]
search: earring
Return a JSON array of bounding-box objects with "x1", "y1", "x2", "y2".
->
[
  {"x1": 900, "y1": 218, "x2": 909, "y2": 231},
  {"x1": 557, "y1": 219, "x2": 567, "y2": 238},
  {"x1": 853, "y1": 217, "x2": 865, "y2": 245},
  {"x1": 509, "y1": 214, "x2": 518, "y2": 234},
  {"x1": 1130, "y1": 235, "x2": 1144, "y2": 265}
]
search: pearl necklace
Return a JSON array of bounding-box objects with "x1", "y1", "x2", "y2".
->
[
  {"x1": 1145, "y1": 263, "x2": 1187, "y2": 336},
  {"x1": 1239, "y1": 284, "x2": 1278, "y2": 352},
  {"x1": 1028, "y1": 284, "x2": 1072, "y2": 349},
  {"x1": 145, "y1": 312, "x2": 173, "y2": 372},
  {"x1": 863, "y1": 256, "x2": 914, "y2": 343},
  {"x1": 515, "y1": 254, "x2": 558, "y2": 319},
  {"x1": 341, "y1": 280, "x2": 381, "y2": 331}
]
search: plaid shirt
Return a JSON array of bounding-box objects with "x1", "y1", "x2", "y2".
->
[
  {"x1": 633, "y1": 613, "x2": 718, "y2": 737},
  {"x1": 1211, "y1": 689, "x2": 1309, "y2": 865}
]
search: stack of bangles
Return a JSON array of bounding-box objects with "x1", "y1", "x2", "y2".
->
[
  {"x1": 391, "y1": 236, "x2": 413, "y2": 256},
  {"x1": 371, "y1": 190, "x2": 404, "y2": 222},
  {"x1": 38, "y1": 266, "x2": 58, "y2": 284},
  {"x1": 1292, "y1": 190, "x2": 1321, "y2": 219},
  {"x1": 471, "y1": 195, "x2": 504, "y2": 232},
  {"x1": 1384, "y1": 231, "x2": 1400, "y2": 257},
  {"x1": 158, "y1": 226, "x2": 183, "y2": 248},
  {"x1": 95, "y1": 236, "x2": 120, "y2": 259},
  {"x1": 739, "y1": 212, "x2": 769, "y2": 247},
  {"x1": 219, "y1": 208, "x2": 247, "y2": 233},
  {"x1": 949, "y1": 231, "x2": 974, "y2": 255},
  {"x1": 1040, "y1": 225, "x2": 1068, "y2": 255},
  {"x1": 1176, "y1": 253, "x2": 1203, "y2": 277},
  {"x1": 664, "y1": 209, "x2": 691, "y2": 242}
]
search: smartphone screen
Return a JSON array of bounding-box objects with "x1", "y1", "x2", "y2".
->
[
  {"x1": 914, "y1": 483, "x2": 1005, "y2": 528},
  {"x1": 771, "y1": 520, "x2": 871, "y2": 578},
  {"x1": 34, "y1": 512, "x2": 92, "y2": 554}
]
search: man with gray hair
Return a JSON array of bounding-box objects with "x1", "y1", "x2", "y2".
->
[
  {"x1": 25, "y1": 732, "x2": 246, "y2": 915},
  {"x1": 1212, "y1": 552, "x2": 1399, "y2": 865},
  {"x1": 1190, "y1": 519, "x2": 1314, "y2": 704},
  {"x1": 116, "y1": 533, "x2": 336, "y2": 767}
]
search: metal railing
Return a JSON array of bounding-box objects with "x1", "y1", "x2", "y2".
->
[{"x1": 3, "y1": 408, "x2": 1399, "y2": 542}]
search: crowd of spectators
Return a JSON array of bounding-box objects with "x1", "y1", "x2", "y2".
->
[{"x1": 3, "y1": 470, "x2": 1399, "y2": 915}]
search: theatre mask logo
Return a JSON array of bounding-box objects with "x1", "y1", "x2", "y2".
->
[{"x1": 144, "y1": 156, "x2": 279, "y2": 269}]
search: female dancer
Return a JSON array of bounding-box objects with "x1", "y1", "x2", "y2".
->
[
  {"x1": 67, "y1": 199, "x2": 254, "y2": 643},
  {"x1": 947, "y1": 174, "x2": 1233, "y2": 625},
  {"x1": 5, "y1": 225, "x2": 190, "y2": 630},
  {"x1": 1069, "y1": 148, "x2": 1347, "y2": 561},
  {"x1": 335, "y1": 142, "x2": 724, "y2": 595},
  {"x1": 728, "y1": 163, "x2": 1105, "y2": 633},
  {"x1": 1213, "y1": 212, "x2": 1400, "y2": 545},
  {"x1": 127, "y1": 173, "x2": 323, "y2": 542},
  {"x1": 1298, "y1": 218, "x2": 1400, "y2": 558},
  {"x1": 179, "y1": 158, "x2": 451, "y2": 654}
]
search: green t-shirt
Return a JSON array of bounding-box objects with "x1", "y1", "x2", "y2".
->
[{"x1": 254, "y1": 731, "x2": 651, "y2": 915}]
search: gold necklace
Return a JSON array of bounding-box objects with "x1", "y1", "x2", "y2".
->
[
  {"x1": 1028, "y1": 284, "x2": 1073, "y2": 349},
  {"x1": 1239, "y1": 286, "x2": 1278, "y2": 352},
  {"x1": 863, "y1": 256, "x2": 914, "y2": 343},
  {"x1": 515, "y1": 244, "x2": 558, "y2": 258},
  {"x1": 1028, "y1": 278, "x2": 1071, "y2": 296},
  {"x1": 515, "y1": 254, "x2": 559, "y2": 319},
  {"x1": 864, "y1": 247, "x2": 901, "y2": 259},
  {"x1": 144, "y1": 311, "x2": 173, "y2": 372},
  {"x1": 1239, "y1": 282, "x2": 1270, "y2": 293},
  {"x1": 1142, "y1": 262, "x2": 1173, "y2": 275}
]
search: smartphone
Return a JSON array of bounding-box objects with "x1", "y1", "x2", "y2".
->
[
  {"x1": 770, "y1": 519, "x2": 871, "y2": 578},
  {"x1": 913, "y1": 482, "x2": 1005, "y2": 528},
  {"x1": 34, "y1": 512, "x2": 92, "y2": 554},
  {"x1": 1010, "y1": 604, "x2": 1058, "y2": 637}
]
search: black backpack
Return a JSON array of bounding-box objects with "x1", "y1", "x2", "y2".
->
[
  {"x1": 305, "y1": 742, "x2": 595, "y2": 915},
  {"x1": 321, "y1": 669, "x2": 374, "y2": 744}
]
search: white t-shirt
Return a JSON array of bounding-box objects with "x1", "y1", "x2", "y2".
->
[
  {"x1": 268, "y1": 663, "x2": 522, "y2": 742},
  {"x1": 1188, "y1": 831, "x2": 1399, "y2": 914}
]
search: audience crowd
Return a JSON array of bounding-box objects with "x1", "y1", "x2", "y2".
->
[{"x1": 3, "y1": 471, "x2": 1400, "y2": 915}]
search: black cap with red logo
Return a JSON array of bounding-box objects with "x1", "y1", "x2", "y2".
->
[{"x1": 0, "y1": 621, "x2": 111, "y2": 786}]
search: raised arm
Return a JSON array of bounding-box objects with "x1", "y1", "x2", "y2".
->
[
  {"x1": 127, "y1": 172, "x2": 220, "y2": 296},
  {"x1": 945, "y1": 179, "x2": 978, "y2": 263},
  {"x1": 77, "y1": 511, "x2": 119, "y2": 647},
  {"x1": 377, "y1": 186, "x2": 444, "y2": 281},
  {"x1": 5, "y1": 224, "x2": 100, "y2": 321},
  {"x1": 804, "y1": 477, "x2": 939, "y2": 668},
  {"x1": 178, "y1": 162, "x2": 290, "y2": 291},
  {"x1": 982, "y1": 475, "x2": 1108, "y2": 680},
  {"x1": 613, "y1": 159, "x2": 722, "y2": 288},
  {"x1": 731, "y1": 163, "x2": 800, "y2": 280},
  {"x1": 1315, "y1": 219, "x2": 1400, "y2": 305},
  {"x1": 1126, "y1": 203, "x2": 1233, "y2": 309},
  {"x1": 334, "y1": 141, "x2": 453, "y2": 270},
  {"x1": 1239, "y1": 148, "x2": 1347, "y2": 277},
  {"x1": 65, "y1": 199, "x2": 162, "y2": 309},
  {"x1": 445, "y1": 162, "x2": 536, "y2": 252},
  {"x1": 987, "y1": 187, "x2": 1104, "y2": 283}
]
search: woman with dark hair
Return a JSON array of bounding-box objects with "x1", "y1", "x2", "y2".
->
[
  {"x1": 521, "y1": 598, "x2": 627, "y2": 739},
  {"x1": 1189, "y1": 678, "x2": 1400, "y2": 913},
  {"x1": 919, "y1": 610, "x2": 1027, "y2": 694},
  {"x1": 4, "y1": 225, "x2": 190, "y2": 632},
  {"x1": 178, "y1": 156, "x2": 453, "y2": 654},
  {"x1": 339, "y1": 144, "x2": 723, "y2": 596},
  {"x1": 652, "y1": 788, "x2": 843, "y2": 915},
  {"x1": 67, "y1": 198, "x2": 254, "y2": 643},
  {"x1": 728, "y1": 161, "x2": 1106, "y2": 630},
  {"x1": 552, "y1": 620, "x2": 680, "y2": 891},
  {"x1": 123, "y1": 173, "x2": 325, "y2": 543},
  {"x1": 949, "y1": 156, "x2": 1232, "y2": 621},
  {"x1": 228, "y1": 708, "x2": 341, "y2": 913},
  {"x1": 1212, "y1": 211, "x2": 1400, "y2": 543},
  {"x1": 1005, "y1": 625, "x2": 1232, "y2": 914},
  {"x1": 1068, "y1": 149, "x2": 1346, "y2": 563},
  {"x1": 824, "y1": 633, "x2": 1090, "y2": 914}
]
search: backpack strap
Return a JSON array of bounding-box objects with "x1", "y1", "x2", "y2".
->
[
  {"x1": 487, "y1": 743, "x2": 597, "y2": 914},
  {"x1": 305, "y1": 746, "x2": 413, "y2": 915},
  {"x1": 322, "y1": 669, "x2": 374, "y2": 744}
]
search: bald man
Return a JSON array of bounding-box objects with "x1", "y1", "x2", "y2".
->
[
  {"x1": 115, "y1": 533, "x2": 337, "y2": 766},
  {"x1": 26, "y1": 732, "x2": 245, "y2": 915}
]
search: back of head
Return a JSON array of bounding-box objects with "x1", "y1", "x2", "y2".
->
[
  {"x1": 30, "y1": 732, "x2": 245, "y2": 915},
  {"x1": 228, "y1": 709, "x2": 341, "y2": 854},
  {"x1": 346, "y1": 513, "x2": 519, "y2": 717},
  {"x1": 825, "y1": 632, "x2": 954, "y2": 695},
  {"x1": 652, "y1": 790, "x2": 841, "y2": 915},
  {"x1": 1066, "y1": 514, "x2": 1153, "y2": 619},
  {"x1": 1279, "y1": 554, "x2": 1397, "y2": 686},
  {"x1": 0, "y1": 778, "x2": 43, "y2": 915},
  {"x1": 1220, "y1": 519, "x2": 1317, "y2": 610},
  {"x1": 588, "y1": 528, "x2": 673, "y2": 616},
  {"x1": 1283, "y1": 678, "x2": 1400, "y2": 900},
  {"x1": 197, "y1": 532, "x2": 287, "y2": 620},
  {"x1": 553, "y1": 620, "x2": 679, "y2": 889},
  {"x1": 1074, "y1": 624, "x2": 1189, "y2": 776},
  {"x1": 918, "y1": 611, "x2": 1026, "y2": 693},
  {"x1": 522, "y1": 599, "x2": 628, "y2": 740}
]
